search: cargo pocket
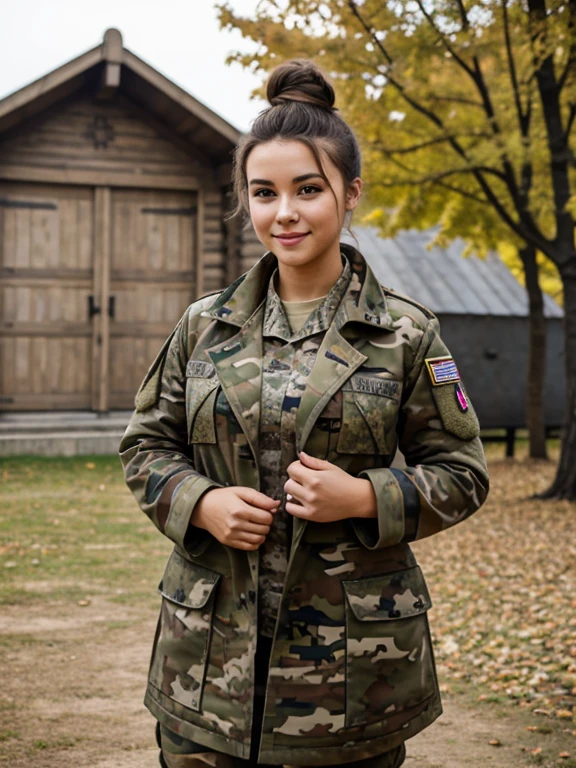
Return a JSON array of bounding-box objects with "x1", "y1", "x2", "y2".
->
[
  {"x1": 342, "y1": 566, "x2": 436, "y2": 728},
  {"x1": 186, "y1": 361, "x2": 220, "y2": 444},
  {"x1": 337, "y1": 374, "x2": 402, "y2": 455},
  {"x1": 149, "y1": 550, "x2": 221, "y2": 713}
]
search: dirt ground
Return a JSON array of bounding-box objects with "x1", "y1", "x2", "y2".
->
[
  {"x1": 0, "y1": 452, "x2": 574, "y2": 767},
  {"x1": 0, "y1": 595, "x2": 572, "y2": 768}
]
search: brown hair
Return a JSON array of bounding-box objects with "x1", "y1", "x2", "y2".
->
[{"x1": 230, "y1": 59, "x2": 361, "y2": 218}]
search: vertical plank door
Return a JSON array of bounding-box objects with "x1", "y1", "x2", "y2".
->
[
  {"x1": 107, "y1": 188, "x2": 198, "y2": 409},
  {"x1": 0, "y1": 183, "x2": 95, "y2": 410}
]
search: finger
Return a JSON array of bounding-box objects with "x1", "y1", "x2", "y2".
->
[
  {"x1": 299, "y1": 451, "x2": 331, "y2": 470},
  {"x1": 284, "y1": 478, "x2": 309, "y2": 504},
  {"x1": 234, "y1": 487, "x2": 280, "y2": 510},
  {"x1": 286, "y1": 501, "x2": 311, "y2": 519},
  {"x1": 241, "y1": 505, "x2": 275, "y2": 526},
  {"x1": 236, "y1": 520, "x2": 271, "y2": 536},
  {"x1": 286, "y1": 461, "x2": 315, "y2": 484},
  {"x1": 237, "y1": 531, "x2": 266, "y2": 546}
]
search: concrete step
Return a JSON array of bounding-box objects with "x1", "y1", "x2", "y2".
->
[
  {"x1": 0, "y1": 411, "x2": 132, "y2": 456},
  {"x1": 0, "y1": 411, "x2": 132, "y2": 434},
  {"x1": 0, "y1": 430, "x2": 126, "y2": 457}
]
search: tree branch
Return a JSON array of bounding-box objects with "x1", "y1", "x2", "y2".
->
[
  {"x1": 454, "y1": 0, "x2": 470, "y2": 32},
  {"x1": 409, "y1": 0, "x2": 526, "y2": 222},
  {"x1": 414, "y1": 0, "x2": 476, "y2": 78},
  {"x1": 501, "y1": 0, "x2": 529, "y2": 135},
  {"x1": 346, "y1": 0, "x2": 548, "y2": 252},
  {"x1": 528, "y1": 0, "x2": 574, "y2": 253},
  {"x1": 371, "y1": 148, "x2": 489, "y2": 204},
  {"x1": 566, "y1": 102, "x2": 576, "y2": 139},
  {"x1": 372, "y1": 134, "x2": 498, "y2": 156}
]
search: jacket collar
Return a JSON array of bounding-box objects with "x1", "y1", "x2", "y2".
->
[{"x1": 203, "y1": 243, "x2": 395, "y2": 334}]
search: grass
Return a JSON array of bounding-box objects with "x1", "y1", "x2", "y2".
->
[{"x1": 0, "y1": 455, "x2": 171, "y2": 607}]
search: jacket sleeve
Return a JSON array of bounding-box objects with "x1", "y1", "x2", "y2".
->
[
  {"x1": 118, "y1": 305, "x2": 221, "y2": 555},
  {"x1": 350, "y1": 316, "x2": 489, "y2": 550}
]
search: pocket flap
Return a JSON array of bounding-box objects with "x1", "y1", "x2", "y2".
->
[
  {"x1": 159, "y1": 550, "x2": 221, "y2": 609},
  {"x1": 342, "y1": 565, "x2": 431, "y2": 621}
]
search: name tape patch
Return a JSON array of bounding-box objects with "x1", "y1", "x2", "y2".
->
[
  {"x1": 425, "y1": 356, "x2": 461, "y2": 386},
  {"x1": 186, "y1": 360, "x2": 216, "y2": 378},
  {"x1": 352, "y1": 376, "x2": 400, "y2": 398}
]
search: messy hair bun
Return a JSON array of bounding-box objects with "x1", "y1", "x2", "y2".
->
[
  {"x1": 231, "y1": 59, "x2": 361, "y2": 217},
  {"x1": 266, "y1": 59, "x2": 336, "y2": 111}
]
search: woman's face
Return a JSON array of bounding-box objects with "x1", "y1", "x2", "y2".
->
[{"x1": 246, "y1": 139, "x2": 362, "y2": 272}]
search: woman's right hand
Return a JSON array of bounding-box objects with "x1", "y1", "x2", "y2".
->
[{"x1": 190, "y1": 487, "x2": 279, "y2": 550}]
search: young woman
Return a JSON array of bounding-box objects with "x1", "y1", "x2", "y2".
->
[{"x1": 119, "y1": 60, "x2": 489, "y2": 768}]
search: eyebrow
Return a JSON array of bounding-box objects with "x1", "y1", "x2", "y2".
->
[{"x1": 249, "y1": 173, "x2": 325, "y2": 186}]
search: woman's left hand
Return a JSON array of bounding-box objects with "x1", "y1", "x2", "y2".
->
[{"x1": 284, "y1": 451, "x2": 377, "y2": 523}]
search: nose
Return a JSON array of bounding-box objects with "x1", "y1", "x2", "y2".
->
[{"x1": 275, "y1": 195, "x2": 299, "y2": 224}]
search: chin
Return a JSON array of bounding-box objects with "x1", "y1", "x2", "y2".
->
[{"x1": 273, "y1": 250, "x2": 320, "y2": 268}]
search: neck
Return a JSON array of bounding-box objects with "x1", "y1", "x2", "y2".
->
[{"x1": 276, "y1": 248, "x2": 343, "y2": 302}]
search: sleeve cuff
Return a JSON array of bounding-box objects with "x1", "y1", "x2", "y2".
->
[
  {"x1": 351, "y1": 467, "x2": 419, "y2": 549},
  {"x1": 165, "y1": 474, "x2": 222, "y2": 555}
]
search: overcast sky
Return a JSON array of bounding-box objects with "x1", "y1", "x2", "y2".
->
[{"x1": 0, "y1": 0, "x2": 267, "y2": 133}]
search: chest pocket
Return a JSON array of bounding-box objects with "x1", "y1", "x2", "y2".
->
[
  {"x1": 186, "y1": 360, "x2": 220, "y2": 444},
  {"x1": 337, "y1": 372, "x2": 402, "y2": 455}
]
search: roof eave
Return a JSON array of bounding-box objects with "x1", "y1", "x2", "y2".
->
[{"x1": 0, "y1": 44, "x2": 104, "y2": 123}]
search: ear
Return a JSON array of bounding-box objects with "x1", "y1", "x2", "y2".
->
[{"x1": 345, "y1": 177, "x2": 363, "y2": 211}]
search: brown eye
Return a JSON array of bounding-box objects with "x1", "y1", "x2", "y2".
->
[{"x1": 300, "y1": 185, "x2": 322, "y2": 195}]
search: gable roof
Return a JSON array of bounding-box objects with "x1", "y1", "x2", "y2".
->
[
  {"x1": 343, "y1": 227, "x2": 563, "y2": 319},
  {"x1": 0, "y1": 28, "x2": 241, "y2": 163}
]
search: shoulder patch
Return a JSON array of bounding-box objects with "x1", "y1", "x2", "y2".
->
[
  {"x1": 431, "y1": 380, "x2": 480, "y2": 441},
  {"x1": 425, "y1": 356, "x2": 461, "y2": 386}
]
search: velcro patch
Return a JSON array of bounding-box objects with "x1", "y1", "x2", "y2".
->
[
  {"x1": 425, "y1": 356, "x2": 461, "y2": 386},
  {"x1": 350, "y1": 375, "x2": 400, "y2": 398},
  {"x1": 186, "y1": 360, "x2": 216, "y2": 378}
]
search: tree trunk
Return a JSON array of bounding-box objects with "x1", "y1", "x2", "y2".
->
[
  {"x1": 539, "y1": 261, "x2": 576, "y2": 498},
  {"x1": 519, "y1": 245, "x2": 548, "y2": 459}
]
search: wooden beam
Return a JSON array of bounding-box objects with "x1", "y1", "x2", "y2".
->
[
  {"x1": 96, "y1": 63, "x2": 121, "y2": 101},
  {"x1": 196, "y1": 188, "x2": 205, "y2": 298},
  {"x1": 123, "y1": 50, "x2": 241, "y2": 145},
  {"x1": 96, "y1": 29, "x2": 123, "y2": 101},
  {"x1": 0, "y1": 47, "x2": 103, "y2": 123},
  {"x1": 0, "y1": 164, "x2": 201, "y2": 190}
]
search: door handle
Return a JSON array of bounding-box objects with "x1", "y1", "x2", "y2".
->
[
  {"x1": 88, "y1": 295, "x2": 101, "y2": 318},
  {"x1": 108, "y1": 295, "x2": 116, "y2": 319}
]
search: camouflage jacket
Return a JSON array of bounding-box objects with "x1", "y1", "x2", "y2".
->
[{"x1": 119, "y1": 244, "x2": 489, "y2": 765}]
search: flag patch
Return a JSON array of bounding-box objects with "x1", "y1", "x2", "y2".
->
[{"x1": 425, "y1": 356, "x2": 461, "y2": 386}]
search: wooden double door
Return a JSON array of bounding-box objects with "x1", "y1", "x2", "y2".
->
[{"x1": 0, "y1": 182, "x2": 198, "y2": 411}]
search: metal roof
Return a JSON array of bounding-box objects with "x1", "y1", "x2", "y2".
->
[{"x1": 343, "y1": 227, "x2": 563, "y2": 318}]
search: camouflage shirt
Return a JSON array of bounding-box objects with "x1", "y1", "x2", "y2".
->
[{"x1": 259, "y1": 257, "x2": 351, "y2": 637}]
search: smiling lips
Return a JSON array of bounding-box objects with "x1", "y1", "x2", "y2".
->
[{"x1": 274, "y1": 232, "x2": 310, "y2": 246}]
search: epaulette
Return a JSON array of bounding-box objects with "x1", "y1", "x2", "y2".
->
[{"x1": 382, "y1": 286, "x2": 437, "y2": 321}]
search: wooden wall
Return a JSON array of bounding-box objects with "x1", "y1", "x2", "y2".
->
[
  {"x1": 0, "y1": 89, "x2": 239, "y2": 411},
  {"x1": 0, "y1": 94, "x2": 206, "y2": 185}
]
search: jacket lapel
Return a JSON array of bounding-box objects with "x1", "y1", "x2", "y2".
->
[{"x1": 205, "y1": 304, "x2": 264, "y2": 468}]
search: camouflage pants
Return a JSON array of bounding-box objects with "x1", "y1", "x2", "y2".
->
[{"x1": 157, "y1": 636, "x2": 406, "y2": 768}]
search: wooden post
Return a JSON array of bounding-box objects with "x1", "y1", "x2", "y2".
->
[
  {"x1": 505, "y1": 427, "x2": 516, "y2": 458},
  {"x1": 92, "y1": 187, "x2": 111, "y2": 412},
  {"x1": 196, "y1": 188, "x2": 205, "y2": 298}
]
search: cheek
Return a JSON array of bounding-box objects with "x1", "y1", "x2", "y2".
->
[{"x1": 248, "y1": 203, "x2": 273, "y2": 237}]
